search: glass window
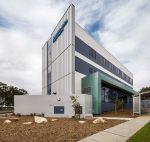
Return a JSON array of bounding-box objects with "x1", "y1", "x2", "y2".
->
[
  {"x1": 130, "y1": 78, "x2": 132, "y2": 83},
  {"x1": 82, "y1": 87, "x2": 91, "y2": 94},
  {"x1": 116, "y1": 68, "x2": 120, "y2": 74},
  {"x1": 48, "y1": 65, "x2": 51, "y2": 85},
  {"x1": 126, "y1": 76, "x2": 129, "y2": 81},
  {"x1": 122, "y1": 72, "x2": 124, "y2": 78},
  {"x1": 103, "y1": 58, "x2": 105, "y2": 65},
  {"x1": 109, "y1": 62, "x2": 113, "y2": 70},
  {"x1": 47, "y1": 85, "x2": 51, "y2": 95},
  {"x1": 89, "y1": 68, "x2": 93, "y2": 73},
  {"x1": 89, "y1": 48, "x2": 96, "y2": 59},
  {"x1": 89, "y1": 68, "x2": 96, "y2": 74}
]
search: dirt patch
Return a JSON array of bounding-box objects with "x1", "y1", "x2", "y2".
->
[
  {"x1": 100, "y1": 109, "x2": 139, "y2": 118},
  {"x1": 0, "y1": 116, "x2": 125, "y2": 142}
]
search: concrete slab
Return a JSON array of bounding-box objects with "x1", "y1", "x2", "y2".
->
[
  {"x1": 79, "y1": 131, "x2": 128, "y2": 142},
  {"x1": 104, "y1": 126, "x2": 136, "y2": 137},
  {"x1": 93, "y1": 116, "x2": 133, "y2": 121},
  {"x1": 79, "y1": 116, "x2": 150, "y2": 142},
  {"x1": 78, "y1": 138, "x2": 96, "y2": 142}
]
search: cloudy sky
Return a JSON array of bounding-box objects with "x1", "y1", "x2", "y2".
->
[{"x1": 0, "y1": 0, "x2": 150, "y2": 94}]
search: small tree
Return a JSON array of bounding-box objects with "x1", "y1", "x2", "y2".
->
[
  {"x1": 140, "y1": 87, "x2": 150, "y2": 93},
  {"x1": 0, "y1": 82, "x2": 28, "y2": 107},
  {"x1": 70, "y1": 96, "x2": 81, "y2": 119},
  {"x1": 107, "y1": 90, "x2": 124, "y2": 112},
  {"x1": 115, "y1": 99, "x2": 124, "y2": 111}
]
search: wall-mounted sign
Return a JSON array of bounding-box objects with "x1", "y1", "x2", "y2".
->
[{"x1": 52, "y1": 19, "x2": 68, "y2": 43}]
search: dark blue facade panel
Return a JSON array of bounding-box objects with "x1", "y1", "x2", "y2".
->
[
  {"x1": 75, "y1": 56, "x2": 133, "y2": 89},
  {"x1": 102, "y1": 102, "x2": 115, "y2": 112},
  {"x1": 75, "y1": 36, "x2": 133, "y2": 85},
  {"x1": 54, "y1": 106, "x2": 64, "y2": 114},
  {"x1": 75, "y1": 56, "x2": 97, "y2": 76},
  {"x1": 47, "y1": 84, "x2": 51, "y2": 95}
]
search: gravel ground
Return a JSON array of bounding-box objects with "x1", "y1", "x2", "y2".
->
[{"x1": 0, "y1": 116, "x2": 125, "y2": 142}]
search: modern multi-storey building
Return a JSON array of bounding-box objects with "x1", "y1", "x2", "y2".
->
[{"x1": 14, "y1": 4, "x2": 135, "y2": 117}]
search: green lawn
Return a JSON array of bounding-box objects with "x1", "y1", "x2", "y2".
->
[{"x1": 127, "y1": 122, "x2": 150, "y2": 142}]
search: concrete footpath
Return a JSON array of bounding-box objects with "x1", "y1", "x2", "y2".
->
[{"x1": 79, "y1": 116, "x2": 150, "y2": 142}]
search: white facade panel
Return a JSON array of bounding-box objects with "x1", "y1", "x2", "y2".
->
[
  {"x1": 49, "y1": 4, "x2": 75, "y2": 95},
  {"x1": 51, "y1": 5, "x2": 74, "y2": 62},
  {"x1": 42, "y1": 42, "x2": 48, "y2": 95},
  {"x1": 75, "y1": 23, "x2": 133, "y2": 79},
  {"x1": 75, "y1": 72, "x2": 86, "y2": 94},
  {"x1": 51, "y1": 74, "x2": 72, "y2": 95},
  {"x1": 51, "y1": 45, "x2": 72, "y2": 83},
  {"x1": 85, "y1": 95, "x2": 93, "y2": 114}
]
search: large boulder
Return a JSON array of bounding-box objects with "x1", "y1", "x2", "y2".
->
[
  {"x1": 34, "y1": 116, "x2": 48, "y2": 123},
  {"x1": 4, "y1": 120, "x2": 11, "y2": 124},
  {"x1": 93, "y1": 117, "x2": 107, "y2": 124}
]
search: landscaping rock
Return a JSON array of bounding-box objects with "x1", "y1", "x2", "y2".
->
[
  {"x1": 23, "y1": 122, "x2": 32, "y2": 125},
  {"x1": 34, "y1": 116, "x2": 48, "y2": 123},
  {"x1": 93, "y1": 117, "x2": 107, "y2": 124},
  {"x1": 78, "y1": 121, "x2": 86, "y2": 124},
  {"x1": 8, "y1": 117, "x2": 19, "y2": 122},
  {"x1": 51, "y1": 119, "x2": 57, "y2": 122},
  {"x1": 4, "y1": 120, "x2": 11, "y2": 124}
]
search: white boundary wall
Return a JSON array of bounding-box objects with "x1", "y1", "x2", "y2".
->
[{"x1": 14, "y1": 94, "x2": 92, "y2": 118}]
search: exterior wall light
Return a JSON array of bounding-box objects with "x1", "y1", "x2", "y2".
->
[
  {"x1": 57, "y1": 98, "x2": 61, "y2": 101},
  {"x1": 53, "y1": 92, "x2": 57, "y2": 95}
]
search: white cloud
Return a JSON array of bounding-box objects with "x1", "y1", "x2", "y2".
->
[
  {"x1": 99, "y1": 0, "x2": 150, "y2": 90},
  {"x1": 0, "y1": 0, "x2": 67, "y2": 94},
  {"x1": 0, "y1": 0, "x2": 149, "y2": 94}
]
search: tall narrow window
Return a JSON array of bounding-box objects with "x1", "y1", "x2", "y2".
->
[
  {"x1": 116, "y1": 68, "x2": 120, "y2": 75},
  {"x1": 122, "y1": 72, "x2": 124, "y2": 78},
  {"x1": 89, "y1": 48, "x2": 96, "y2": 59},
  {"x1": 89, "y1": 68, "x2": 93, "y2": 74}
]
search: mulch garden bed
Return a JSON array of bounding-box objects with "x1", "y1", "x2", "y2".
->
[
  {"x1": 100, "y1": 109, "x2": 139, "y2": 118},
  {"x1": 0, "y1": 115, "x2": 125, "y2": 142}
]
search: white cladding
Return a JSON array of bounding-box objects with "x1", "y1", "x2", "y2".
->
[
  {"x1": 42, "y1": 42, "x2": 48, "y2": 95},
  {"x1": 75, "y1": 72, "x2": 85, "y2": 94},
  {"x1": 50, "y1": 4, "x2": 75, "y2": 95},
  {"x1": 75, "y1": 23, "x2": 133, "y2": 79},
  {"x1": 14, "y1": 94, "x2": 92, "y2": 117}
]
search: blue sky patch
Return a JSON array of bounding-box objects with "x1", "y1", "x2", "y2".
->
[
  {"x1": 0, "y1": 16, "x2": 12, "y2": 28},
  {"x1": 85, "y1": 21, "x2": 103, "y2": 42},
  {"x1": 86, "y1": 20, "x2": 102, "y2": 33}
]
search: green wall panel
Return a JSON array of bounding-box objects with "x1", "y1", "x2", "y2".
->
[
  {"x1": 82, "y1": 72, "x2": 100, "y2": 114},
  {"x1": 82, "y1": 72, "x2": 135, "y2": 114}
]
